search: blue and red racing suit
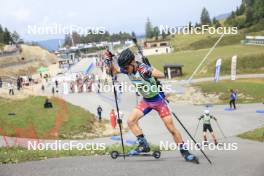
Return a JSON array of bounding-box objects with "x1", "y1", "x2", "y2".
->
[{"x1": 120, "y1": 62, "x2": 170, "y2": 118}]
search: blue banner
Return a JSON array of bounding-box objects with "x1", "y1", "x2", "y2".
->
[{"x1": 84, "y1": 63, "x2": 94, "y2": 75}]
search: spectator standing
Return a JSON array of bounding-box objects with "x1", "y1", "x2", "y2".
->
[
  {"x1": 52, "y1": 86, "x2": 55, "y2": 96},
  {"x1": 8, "y1": 82, "x2": 14, "y2": 95},
  {"x1": 0, "y1": 77, "x2": 2, "y2": 88},
  {"x1": 17, "y1": 76, "x2": 21, "y2": 90},
  {"x1": 41, "y1": 85, "x2": 45, "y2": 92},
  {"x1": 55, "y1": 80, "x2": 59, "y2": 88},
  {"x1": 229, "y1": 89, "x2": 237, "y2": 109},
  {"x1": 110, "y1": 109, "x2": 117, "y2": 128},
  {"x1": 97, "y1": 105, "x2": 103, "y2": 122}
]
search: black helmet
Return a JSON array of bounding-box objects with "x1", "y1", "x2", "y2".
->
[{"x1": 118, "y1": 48, "x2": 135, "y2": 68}]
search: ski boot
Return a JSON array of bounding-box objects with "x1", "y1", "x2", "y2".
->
[
  {"x1": 203, "y1": 136, "x2": 209, "y2": 146},
  {"x1": 203, "y1": 140, "x2": 209, "y2": 146},
  {"x1": 180, "y1": 145, "x2": 199, "y2": 164},
  {"x1": 214, "y1": 140, "x2": 218, "y2": 146},
  {"x1": 128, "y1": 136, "x2": 150, "y2": 155}
]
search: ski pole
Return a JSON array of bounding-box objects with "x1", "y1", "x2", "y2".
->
[
  {"x1": 194, "y1": 120, "x2": 201, "y2": 138},
  {"x1": 215, "y1": 120, "x2": 227, "y2": 139},
  {"x1": 132, "y1": 34, "x2": 212, "y2": 165},
  {"x1": 135, "y1": 91, "x2": 139, "y2": 104},
  {"x1": 106, "y1": 51, "x2": 126, "y2": 160}
]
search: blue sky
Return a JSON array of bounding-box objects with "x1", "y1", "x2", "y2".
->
[{"x1": 0, "y1": 0, "x2": 242, "y2": 41}]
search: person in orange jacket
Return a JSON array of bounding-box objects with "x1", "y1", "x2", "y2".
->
[{"x1": 110, "y1": 109, "x2": 117, "y2": 128}]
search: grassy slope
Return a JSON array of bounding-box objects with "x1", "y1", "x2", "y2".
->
[
  {"x1": 0, "y1": 144, "x2": 160, "y2": 164},
  {"x1": 195, "y1": 78, "x2": 264, "y2": 103},
  {"x1": 171, "y1": 33, "x2": 244, "y2": 51},
  {"x1": 238, "y1": 126, "x2": 264, "y2": 142},
  {"x1": 149, "y1": 44, "x2": 264, "y2": 79},
  {"x1": 148, "y1": 24, "x2": 264, "y2": 79},
  {"x1": 172, "y1": 20, "x2": 264, "y2": 52},
  {"x1": 0, "y1": 96, "x2": 97, "y2": 139},
  {"x1": 171, "y1": 33, "x2": 219, "y2": 51}
]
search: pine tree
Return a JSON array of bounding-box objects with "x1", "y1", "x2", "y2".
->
[
  {"x1": 3, "y1": 28, "x2": 12, "y2": 44},
  {"x1": 11, "y1": 31, "x2": 20, "y2": 44},
  {"x1": 245, "y1": 7, "x2": 254, "y2": 25},
  {"x1": 63, "y1": 34, "x2": 72, "y2": 47},
  {"x1": 253, "y1": 0, "x2": 264, "y2": 21},
  {"x1": 188, "y1": 21, "x2": 192, "y2": 30},
  {"x1": 200, "y1": 7, "x2": 211, "y2": 25},
  {"x1": 161, "y1": 31, "x2": 166, "y2": 40},
  {"x1": 0, "y1": 25, "x2": 3, "y2": 43},
  {"x1": 131, "y1": 31, "x2": 136, "y2": 39},
  {"x1": 153, "y1": 26, "x2": 160, "y2": 40},
  {"x1": 145, "y1": 18, "x2": 154, "y2": 39},
  {"x1": 243, "y1": 0, "x2": 255, "y2": 7}
]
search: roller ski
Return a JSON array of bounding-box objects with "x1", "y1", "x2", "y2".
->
[
  {"x1": 110, "y1": 150, "x2": 161, "y2": 159},
  {"x1": 111, "y1": 135, "x2": 161, "y2": 159},
  {"x1": 180, "y1": 146, "x2": 199, "y2": 164}
]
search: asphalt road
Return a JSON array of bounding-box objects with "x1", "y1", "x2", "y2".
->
[{"x1": 1, "y1": 137, "x2": 263, "y2": 176}]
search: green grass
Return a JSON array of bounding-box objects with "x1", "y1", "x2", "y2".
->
[
  {"x1": 189, "y1": 34, "x2": 244, "y2": 50},
  {"x1": 195, "y1": 78, "x2": 264, "y2": 103},
  {"x1": 244, "y1": 19, "x2": 264, "y2": 33},
  {"x1": 0, "y1": 43, "x2": 4, "y2": 50},
  {"x1": 208, "y1": 53, "x2": 264, "y2": 76},
  {"x1": 148, "y1": 45, "x2": 264, "y2": 79},
  {"x1": 238, "y1": 127, "x2": 264, "y2": 142},
  {"x1": 154, "y1": 27, "x2": 264, "y2": 79},
  {"x1": 170, "y1": 32, "x2": 244, "y2": 51},
  {"x1": 172, "y1": 32, "x2": 244, "y2": 51},
  {"x1": 0, "y1": 144, "x2": 160, "y2": 164},
  {"x1": 0, "y1": 96, "x2": 98, "y2": 139},
  {"x1": 171, "y1": 33, "x2": 219, "y2": 51},
  {"x1": 247, "y1": 30, "x2": 264, "y2": 36},
  {"x1": 170, "y1": 23, "x2": 264, "y2": 52}
]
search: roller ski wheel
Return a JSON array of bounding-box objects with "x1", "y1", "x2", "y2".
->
[
  {"x1": 152, "y1": 151, "x2": 161, "y2": 159},
  {"x1": 184, "y1": 154, "x2": 199, "y2": 164},
  {"x1": 110, "y1": 151, "x2": 119, "y2": 159}
]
